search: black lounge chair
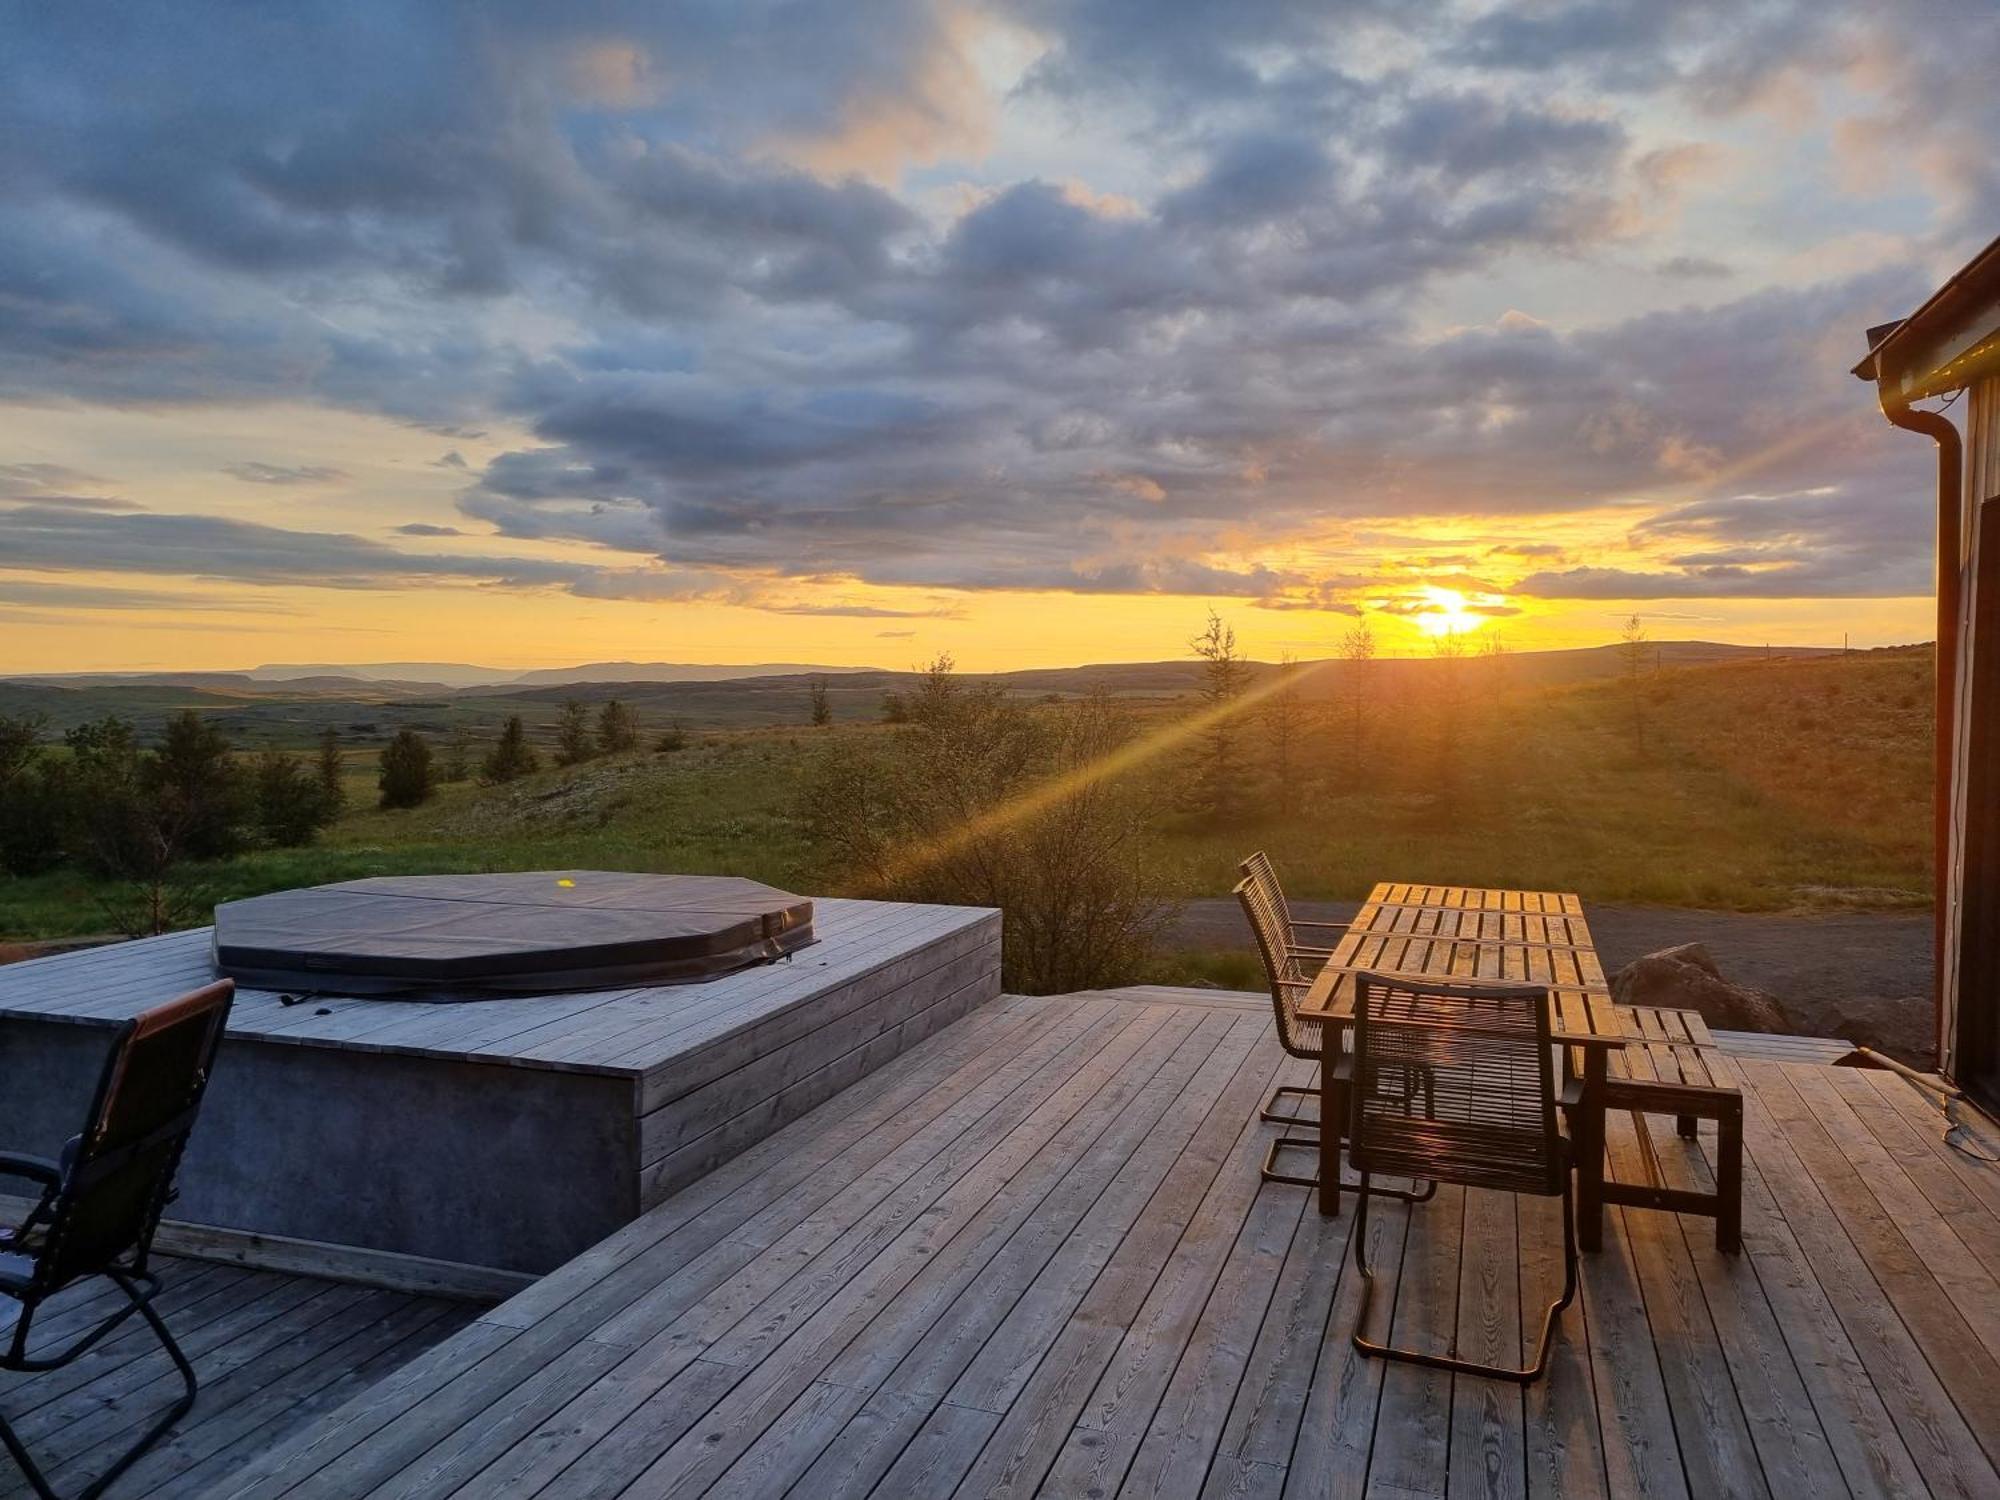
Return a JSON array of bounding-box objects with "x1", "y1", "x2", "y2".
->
[
  {"x1": 1347, "y1": 970, "x2": 1578, "y2": 1383},
  {"x1": 0, "y1": 980, "x2": 234, "y2": 1499}
]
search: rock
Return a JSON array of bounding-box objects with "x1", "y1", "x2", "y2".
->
[
  {"x1": 1802, "y1": 994, "x2": 1935, "y2": 1072},
  {"x1": 1611, "y1": 943, "x2": 1789, "y2": 1033}
]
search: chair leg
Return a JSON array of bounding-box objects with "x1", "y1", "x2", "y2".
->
[
  {"x1": 0, "y1": 1272, "x2": 198, "y2": 1500},
  {"x1": 1262, "y1": 1134, "x2": 1320, "y2": 1188},
  {"x1": 1260, "y1": 1082, "x2": 1320, "y2": 1127},
  {"x1": 1352, "y1": 1172, "x2": 1578, "y2": 1385}
]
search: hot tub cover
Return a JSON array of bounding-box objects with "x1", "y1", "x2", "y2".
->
[{"x1": 211, "y1": 872, "x2": 814, "y2": 997}]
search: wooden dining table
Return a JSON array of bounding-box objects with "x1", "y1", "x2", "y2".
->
[{"x1": 1298, "y1": 882, "x2": 1628, "y2": 1231}]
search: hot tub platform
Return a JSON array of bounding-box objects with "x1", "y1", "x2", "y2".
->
[{"x1": 0, "y1": 896, "x2": 1000, "y2": 1277}]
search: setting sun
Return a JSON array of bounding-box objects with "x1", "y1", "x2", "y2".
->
[{"x1": 1413, "y1": 586, "x2": 1478, "y2": 638}]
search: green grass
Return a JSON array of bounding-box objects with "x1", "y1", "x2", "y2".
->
[{"x1": 0, "y1": 650, "x2": 1936, "y2": 942}]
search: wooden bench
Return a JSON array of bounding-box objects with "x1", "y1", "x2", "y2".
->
[{"x1": 1590, "y1": 1003, "x2": 1744, "y2": 1252}]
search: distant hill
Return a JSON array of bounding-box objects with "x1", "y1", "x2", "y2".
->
[
  {"x1": 495, "y1": 661, "x2": 883, "y2": 688},
  {"x1": 0, "y1": 640, "x2": 1908, "y2": 743}
]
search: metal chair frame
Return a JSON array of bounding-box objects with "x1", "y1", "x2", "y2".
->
[
  {"x1": 1346, "y1": 971, "x2": 1578, "y2": 1384},
  {"x1": 0, "y1": 980, "x2": 234, "y2": 1499},
  {"x1": 1238, "y1": 853, "x2": 1343, "y2": 1137},
  {"x1": 1237, "y1": 874, "x2": 1431, "y2": 1206}
]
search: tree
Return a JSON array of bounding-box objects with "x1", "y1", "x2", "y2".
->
[
  {"x1": 148, "y1": 710, "x2": 247, "y2": 859},
  {"x1": 880, "y1": 691, "x2": 909, "y2": 724},
  {"x1": 482, "y1": 715, "x2": 540, "y2": 783},
  {"x1": 1190, "y1": 609, "x2": 1247, "y2": 819},
  {"x1": 314, "y1": 726, "x2": 346, "y2": 819},
  {"x1": 1262, "y1": 652, "x2": 1304, "y2": 814},
  {"x1": 804, "y1": 655, "x2": 1164, "y2": 993},
  {"x1": 1338, "y1": 615, "x2": 1376, "y2": 768},
  {"x1": 597, "y1": 698, "x2": 639, "y2": 756},
  {"x1": 554, "y1": 698, "x2": 596, "y2": 767},
  {"x1": 1620, "y1": 614, "x2": 1650, "y2": 753},
  {"x1": 61, "y1": 717, "x2": 205, "y2": 935},
  {"x1": 254, "y1": 751, "x2": 329, "y2": 846},
  {"x1": 809, "y1": 678, "x2": 833, "y2": 727},
  {"x1": 0, "y1": 713, "x2": 61, "y2": 876},
  {"x1": 378, "y1": 729, "x2": 434, "y2": 809},
  {"x1": 654, "y1": 721, "x2": 689, "y2": 753},
  {"x1": 0, "y1": 712, "x2": 43, "y2": 787},
  {"x1": 438, "y1": 727, "x2": 473, "y2": 783},
  {"x1": 1427, "y1": 625, "x2": 1469, "y2": 812}
]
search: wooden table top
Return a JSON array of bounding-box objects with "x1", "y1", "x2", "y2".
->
[{"x1": 1301, "y1": 881, "x2": 1623, "y2": 1048}]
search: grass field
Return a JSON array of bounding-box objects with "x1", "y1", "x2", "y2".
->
[{"x1": 0, "y1": 647, "x2": 1934, "y2": 943}]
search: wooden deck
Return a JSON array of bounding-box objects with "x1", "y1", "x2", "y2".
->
[
  {"x1": 0, "y1": 1257, "x2": 478, "y2": 1500},
  {"x1": 163, "y1": 983, "x2": 1998, "y2": 1499}
]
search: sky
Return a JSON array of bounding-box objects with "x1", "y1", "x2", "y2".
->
[{"x1": 1, "y1": 1, "x2": 1995, "y2": 673}]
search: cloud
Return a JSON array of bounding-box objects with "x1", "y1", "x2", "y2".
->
[
  {"x1": 0, "y1": 1, "x2": 1981, "y2": 624},
  {"x1": 757, "y1": 601, "x2": 961, "y2": 618},
  {"x1": 223, "y1": 461, "x2": 349, "y2": 485},
  {"x1": 1657, "y1": 254, "x2": 1733, "y2": 279},
  {"x1": 0, "y1": 578, "x2": 298, "y2": 614}
]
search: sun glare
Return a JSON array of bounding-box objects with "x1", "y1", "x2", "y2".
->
[{"x1": 1413, "y1": 586, "x2": 1478, "y2": 638}]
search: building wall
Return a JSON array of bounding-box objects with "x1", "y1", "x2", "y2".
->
[{"x1": 1945, "y1": 375, "x2": 2000, "y2": 1089}]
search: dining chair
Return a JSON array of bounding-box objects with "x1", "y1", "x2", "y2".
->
[{"x1": 1346, "y1": 970, "x2": 1578, "y2": 1383}]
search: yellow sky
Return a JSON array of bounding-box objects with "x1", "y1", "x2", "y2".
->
[{"x1": 0, "y1": 400, "x2": 1935, "y2": 674}]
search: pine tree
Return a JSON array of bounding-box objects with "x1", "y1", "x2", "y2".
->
[
  {"x1": 1338, "y1": 615, "x2": 1376, "y2": 769},
  {"x1": 482, "y1": 715, "x2": 540, "y2": 783},
  {"x1": 254, "y1": 751, "x2": 326, "y2": 845},
  {"x1": 1620, "y1": 615, "x2": 1650, "y2": 754},
  {"x1": 809, "y1": 678, "x2": 832, "y2": 727},
  {"x1": 554, "y1": 699, "x2": 596, "y2": 767},
  {"x1": 439, "y1": 727, "x2": 473, "y2": 783},
  {"x1": 314, "y1": 726, "x2": 346, "y2": 819},
  {"x1": 378, "y1": 730, "x2": 434, "y2": 809},
  {"x1": 148, "y1": 710, "x2": 248, "y2": 859},
  {"x1": 597, "y1": 698, "x2": 639, "y2": 755},
  {"x1": 1263, "y1": 652, "x2": 1303, "y2": 814},
  {"x1": 1190, "y1": 610, "x2": 1246, "y2": 819}
]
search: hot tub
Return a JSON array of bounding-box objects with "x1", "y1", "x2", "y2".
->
[{"x1": 211, "y1": 871, "x2": 814, "y2": 997}]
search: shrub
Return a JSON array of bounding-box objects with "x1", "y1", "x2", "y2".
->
[
  {"x1": 438, "y1": 728, "x2": 473, "y2": 783},
  {"x1": 0, "y1": 714, "x2": 61, "y2": 875},
  {"x1": 148, "y1": 710, "x2": 249, "y2": 859},
  {"x1": 314, "y1": 726, "x2": 346, "y2": 818},
  {"x1": 554, "y1": 699, "x2": 596, "y2": 767},
  {"x1": 597, "y1": 698, "x2": 639, "y2": 755},
  {"x1": 805, "y1": 656, "x2": 1165, "y2": 993},
  {"x1": 809, "y1": 678, "x2": 832, "y2": 727},
  {"x1": 378, "y1": 729, "x2": 435, "y2": 809},
  {"x1": 482, "y1": 715, "x2": 540, "y2": 783},
  {"x1": 254, "y1": 750, "x2": 329, "y2": 846},
  {"x1": 655, "y1": 722, "x2": 689, "y2": 753}
]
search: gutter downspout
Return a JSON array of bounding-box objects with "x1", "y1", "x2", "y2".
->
[{"x1": 1878, "y1": 392, "x2": 1962, "y2": 1041}]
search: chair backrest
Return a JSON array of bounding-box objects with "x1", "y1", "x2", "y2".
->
[
  {"x1": 1348, "y1": 971, "x2": 1562, "y2": 1197},
  {"x1": 35, "y1": 981, "x2": 234, "y2": 1291},
  {"x1": 1240, "y1": 851, "x2": 1287, "y2": 929},
  {"x1": 1235, "y1": 874, "x2": 1311, "y2": 1049}
]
